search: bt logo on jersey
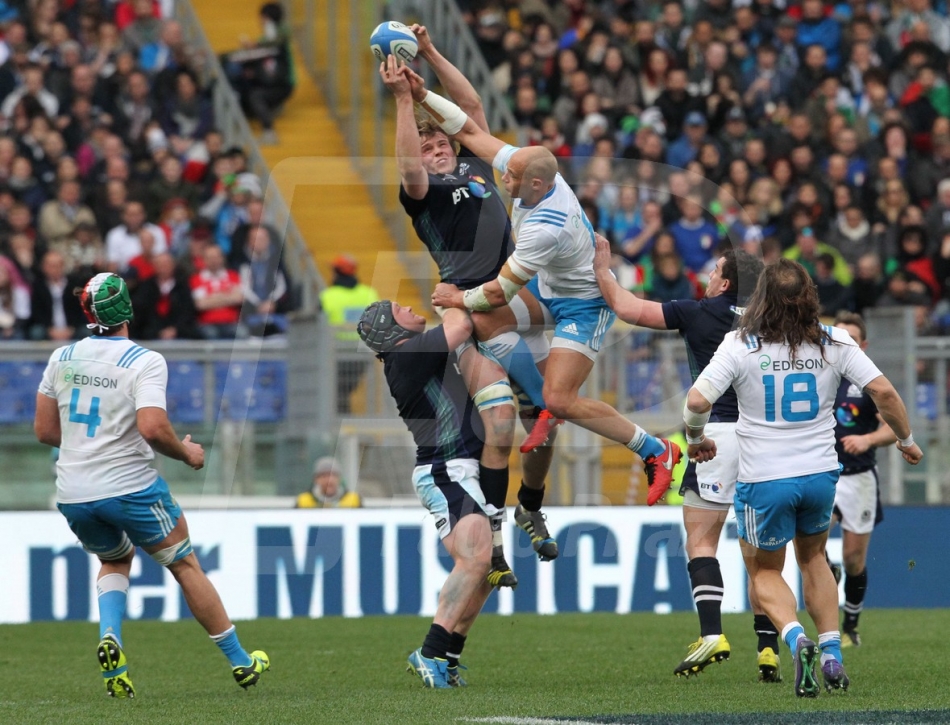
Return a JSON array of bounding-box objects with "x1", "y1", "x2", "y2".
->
[{"x1": 452, "y1": 187, "x2": 470, "y2": 204}]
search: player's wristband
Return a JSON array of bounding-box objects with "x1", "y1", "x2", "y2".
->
[
  {"x1": 898, "y1": 433, "x2": 915, "y2": 448},
  {"x1": 686, "y1": 433, "x2": 705, "y2": 445}
]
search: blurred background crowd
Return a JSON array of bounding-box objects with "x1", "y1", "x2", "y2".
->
[
  {"x1": 459, "y1": 0, "x2": 950, "y2": 331},
  {"x1": 0, "y1": 0, "x2": 295, "y2": 342}
]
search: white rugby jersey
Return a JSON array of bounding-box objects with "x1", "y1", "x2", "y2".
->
[
  {"x1": 696, "y1": 325, "x2": 883, "y2": 483},
  {"x1": 38, "y1": 336, "x2": 167, "y2": 503},
  {"x1": 494, "y1": 145, "x2": 601, "y2": 300}
]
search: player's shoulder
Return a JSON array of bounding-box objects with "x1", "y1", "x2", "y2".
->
[
  {"x1": 824, "y1": 324, "x2": 857, "y2": 347},
  {"x1": 117, "y1": 341, "x2": 164, "y2": 370}
]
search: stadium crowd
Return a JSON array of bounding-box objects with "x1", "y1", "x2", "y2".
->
[
  {"x1": 459, "y1": 0, "x2": 950, "y2": 332},
  {"x1": 0, "y1": 0, "x2": 294, "y2": 342}
]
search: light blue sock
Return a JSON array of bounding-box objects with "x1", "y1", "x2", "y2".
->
[
  {"x1": 481, "y1": 333, "x2": 546, "y2": 409},
  {"x1": 818, "y1": 631, "x2": 842, "y2": 664},
  {"x1": 211, "y1": 625, "x2": 252, "y2": 668},
  {"x1": 782, "y1": 622, "x2": 806, "y2": 655},
  {"x1": 97, "y1": 573, "x2": 129, "y2": 645},
  {"x1": 626, "y1": 425, "x2": 665, "y2": 459}
]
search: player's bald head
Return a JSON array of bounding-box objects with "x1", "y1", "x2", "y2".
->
[{"x1": 509, "y1": 146, "x2": 558, "y2": 185}]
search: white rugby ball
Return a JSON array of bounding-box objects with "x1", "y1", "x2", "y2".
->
[{"x1": 370, "y1": 21, "x2": 418, "y2": 63}]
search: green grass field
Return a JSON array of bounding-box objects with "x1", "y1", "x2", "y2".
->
[{"x1": 2, "y1": 610, "x2": 948, "y2": 725}]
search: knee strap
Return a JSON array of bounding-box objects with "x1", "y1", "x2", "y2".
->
[
  {"x1": 150, "y1": 536, "x2": 193, "y2": 567},
  {"x1": 473, "y1": 380, "x2": 515, "y2": 412}
]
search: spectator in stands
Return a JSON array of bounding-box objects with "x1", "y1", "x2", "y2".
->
[
  {"x1": 152, "y1": 20, "x2": 206, "y2": 104},
  {"x1": 667, "y1": 112, "x2": 710, "y2": 170},
  {"x1": 131, "y1": 251, "x2": 200, "y2": 339},
  {"x1": 887, "y1": 0, "x2": 950, "y2": 55},
  {"x1": 125, "y1": 226, "x2": 159, "y2": 290},
  {"x1": 895, "y1": 225, "x2": 941, "y2": 302},
  {"x1": 5, "y1": 231, "x2": 38, "y2": 286},
  {"x1": 926, "y1": 179, "x2": 950, "y2": 251},
  {"x1": 105, "y1": 200, "x2": 168, "y2": 273},
  {"x1": 179, "y1": 220, "x2": 212, "y2": 276},
  {"x1": 828, "y1": 205, "x2": 876, "y2": 267},
  {"x1": 814, "y1": 252, "x2": 854, "y2": 316},
  {"x1": 27, "y1": 249, "x2": 85, "y2": 341},
  {"x1": 191, "y1": 243, "x2": 243, "y2": 340},
  {"x1": 9, "y1": 155, "x2": 47, "y2": 216},
  {"x1": 239, "y1": 224, "x2": 289, "y2": 337},
  {"x1": 669, "y1": 194, "x2": 720, "y2": 273},
  {"x1": 114, "y1": 69, "x2": 157, "y2": 154},
  {"x1": 146, "y1": 155, "x2": 199, "y2": 221},
  {"x1": 228, "y1": 197, "x2": 278, "y2": 268},
  {"x1": 618, "y1": 198, "x2": 663, "y2": 263},
  {"x1": 656, "y1": 67, "x2": 703, "y2": 142},
  {"x1": 648, "y1": 251, "x2": 703, "y2": 303},
  {"x1": 296, "y1": 456, "x2": 361, "y2": 509},
  {"x1": 852, "y1": 252, "x2": 887, "y2": 313},
  {"x1": 211, "y1": 172, "x2": 259, "y2": 254},
  {"x1": 160, "y1": 69, "x2": 214, "y2": 154},
  {"x1": 230, "y1": 2, "x2": 294, "y2": 146},
  {"x1": 0, "y1": 255, "x2": 30, "y2": 339},
  {"x1": 1, "y1": 62, "x2": 58, "y2": 118},
  {"x1": 122, "y1": 0, "x2": 163, "y2": 59},
  {"x1": 320, "y1": 254, "x2": 379, "y2": 415},
  {"x1": 783, "y1": 226, "x2": 853, "y2": 285},
  {"x1": 37, "y1": 180, "x2": 97, "y2": 247},
  {"x1": 95, "y1": 179, "x2": 130, "y2": 237},
  {"x1": 159, "y1": 197, "x2": 193, "y2": 258},
  {"x1": 53, "y1": 220, "x2": 105, "y2": 278},
  {"x1": 797, "y1": 0, "x2": 844, "y2": 71}
]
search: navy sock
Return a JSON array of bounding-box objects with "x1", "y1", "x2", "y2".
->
[
  {"x1": 687, "y1": 557, "x2": 723, "y2": 637},
  {"x1": 754, "y1": 614, "x2": 780, "y2": 652},
  {"x1": 517, "y1": 482, "x2": 545, "y2": 512},
  {"x1": 446, "y1": 632, "x2": 467, "y2": 668},
  {"x1": 479, "y1": 464, "x2": 509, "y2": 510},
  {"x1": 421, "y1": 623, "x2": 453, "y2": 661},
  {"x1": 843, "y1": 568, "x2": 867, "y2": 629}
]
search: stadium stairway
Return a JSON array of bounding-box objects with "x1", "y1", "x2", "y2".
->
[{"x1": 191, "y1": 0, "x2": 427, "y2": 311}]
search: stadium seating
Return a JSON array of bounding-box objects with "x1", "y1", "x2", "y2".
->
[
  {"x1": 213, "y1": 360, "x2": 287, "y2": 422},
  {"x1": 165, "y1": 361, "x2": 207, "y2": 424},
  {"x1": 0, "y1": 362, "x2": 46, "y2": 424}
]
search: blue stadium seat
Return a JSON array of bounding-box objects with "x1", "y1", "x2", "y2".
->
[
  {"x1": 213, "y1": 361, "x2": 287, "y2": 422},
  {"x1": 916, "y1": 383, "x2": 938, "y2": 421},
  {"x1": 165, "y1": 361, "x2": 206, "y2": 424},
  {"x1": 675, "y1": 361, "x2": 694, "y2": 392},
  {"x1": 626, "y1": 361, "x2": 665, "y2": 411},
  {"x1": 0, "y1": 362, "x2": 45, "y2": 424}
]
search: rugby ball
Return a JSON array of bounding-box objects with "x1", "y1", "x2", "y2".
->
[{"x1": 370, "y1": 21, "x2": 418, "y2": 63}]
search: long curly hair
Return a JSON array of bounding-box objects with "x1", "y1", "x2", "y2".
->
[{"x1": 738, "y1": 259, "x2": 832, "y2": 359}]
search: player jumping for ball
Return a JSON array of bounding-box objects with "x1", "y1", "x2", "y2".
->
[{"x1": 399, "y1": 69, "x2": 681, "y2": 502}]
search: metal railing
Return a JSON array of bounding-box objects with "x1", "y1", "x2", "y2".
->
[{"x1": 177, "y1": 0, "x2": 323, "y2": 313}]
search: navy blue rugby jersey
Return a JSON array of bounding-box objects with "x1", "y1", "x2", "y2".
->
[
  {"x1": 662, "y1": 293, "x2": 743, "y2": 422},
  {"x1": 399, "y1": 146, "x2": 513, "y2": 289},
  {"x1": 382, "y1": 326, "x2": 484, "y2": 466},
  {"x1": 834, "y1": 378, "x2": 879, "y2": 471}
]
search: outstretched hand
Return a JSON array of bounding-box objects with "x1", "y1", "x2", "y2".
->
[
  {"x1": 410, "y1": 24, "x2": 435, "y2": 57},
  {"x1": 379, "y1": 55, "x2": 411, "y2": 97},
  {"x1": 593, "y1": 234, "x2": 612, "y2": 275}
]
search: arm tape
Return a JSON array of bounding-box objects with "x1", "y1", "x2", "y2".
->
[
  {"x1": 898, "y1": 433, "x2": 915, "y2": 448},
  {"x1": 683, "y1": 401, "x2": 711, "y2": 431},
  {"x1": 492, "y1": 144, "x2": 519, "y2": 172},
  {"x1": 462, "y1": 285, "x2": 493, "y2": 312},
  {"x1": 420, "y1": 91, "x2": 468, "y2": 135},
  {"x1": 498, "y1": 274, "x2": 522, "y2": 303},
  {"x1": 507, "y1": 257, "x2": 535, "y2": 283}
]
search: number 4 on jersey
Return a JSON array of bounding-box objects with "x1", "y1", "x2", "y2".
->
[{"x1": 69, "y1": 387, "x2": 102, "y2": 437}]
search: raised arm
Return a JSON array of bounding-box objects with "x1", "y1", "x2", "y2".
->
[
  {"x1": 380, "y1": 56, "x2": 428, "y2": 200},
  {"x1": 410, "y1": 80, "x2": 506, "y2": 163},
  {"x1": 412, "y1": 24, "x2": 489, "y2": 133},
  {"x1": 593, "y1": 234, "x2": 667, "y2": 329}
]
